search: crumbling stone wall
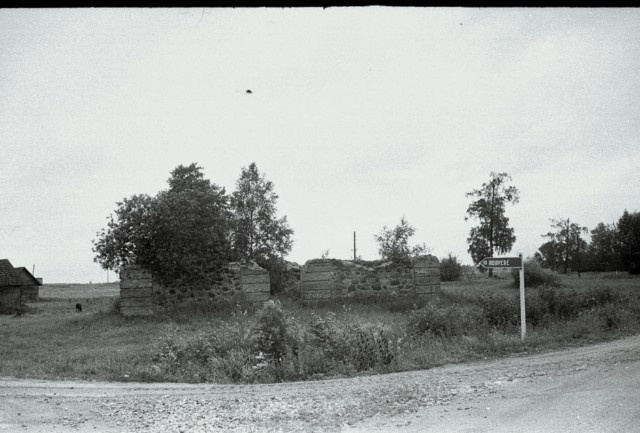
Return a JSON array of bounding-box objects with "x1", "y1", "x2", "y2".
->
[
  {"x1": 301, "y1": 255, "x2": 440, "y2": 303},
  {"x1": 120, "y1": 266, "x2": 155, "y2": 316},
  {"x1": 237, "y1": 262, "x2": 271, "y2": 303},
  {"x1": 119, "y1": 261, "x2": 270, "y2": 316},
  {"x1": 271, "y1": 261, "x2": 301, "y2": 296}
]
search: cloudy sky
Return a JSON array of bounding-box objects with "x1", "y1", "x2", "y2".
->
[{"x1": 1, "y1": 8, "x2": 639, "y2": 283}]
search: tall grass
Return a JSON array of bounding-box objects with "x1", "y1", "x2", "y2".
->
[{"x1": 1, "y1": 274, "x2": 639, "y2": 384}]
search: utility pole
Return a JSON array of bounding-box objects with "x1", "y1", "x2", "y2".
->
[
  {"x1": 32, "y1": 264, "x2": 35, "y2": 275},
  {"x1": 353, "y1": 231, "x2": 357, "y2": 260}
]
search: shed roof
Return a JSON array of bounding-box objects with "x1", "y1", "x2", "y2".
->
[
  {"x1": 0, "y1": 259, "x2": 22, "y2": 287},
  {"x1": 15, "y1": 267, "x2": 42, "y2": 286}
]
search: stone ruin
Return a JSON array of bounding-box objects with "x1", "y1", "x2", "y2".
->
[
  {"x1": 119, "y1": 261, "x2": 270, "y2": 316},
  {"x1": 300, "y1": 255, "x2": 441, "y2": 303}
]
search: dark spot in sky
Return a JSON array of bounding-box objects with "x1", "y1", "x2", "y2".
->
[{"x1": 246, "y1": 89, "x2": 252, "y2": 94}]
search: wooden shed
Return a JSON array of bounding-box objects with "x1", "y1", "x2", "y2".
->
[
  {"x1": 0, "y1": 259, "x2": 23, "y2": 309},
  {"x1": 16, "y1": 267, "x2": 42, "y2": 302}
]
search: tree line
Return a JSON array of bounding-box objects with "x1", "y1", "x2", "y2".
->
[
  {"x1": 536, "y1": 212, "x2": 640, "y2": 275},
  {"x1": 465, "y1": 172, "x2": 640, "y2": 275},
  {"x1": 460, "y1": 171, "x2": 640, "y2": 276}
]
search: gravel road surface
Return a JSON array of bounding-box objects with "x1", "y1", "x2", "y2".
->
[{"x1": 1, "y1": 334, "x2": 639, "y2": 433}]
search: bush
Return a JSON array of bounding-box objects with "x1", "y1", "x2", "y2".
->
[
  {"x1": 538, "y1": 288, "x2": 583, "y2": 320},
  {"x1": 535, "y1": 286, "x2": 623, "y2": 323},
  {"x1": 440, "y1": 253, "x2": 463, "y2": 282},
  {"x1": 149, "y1": 315, "x2": 260, "y2": 383},
  {"x1": 582, "y1": 287, "x2": 623, "y2": 309},
  {"x1": 407, "y1": 302, "x2": 487, "y2": 337},
  {"x1": 476, "y1": 290, "x2": 553, "y2": 330},
  {"x1": 304, "y1": 314, "x2": 399, "y2": 373},
  {"x1": 350, "y1": 325, "x2": 398, "y2": 371},
  {"x1": 298, "y1": 346, "x2": 336, "y2": 377},
  {"x1": 252, "y1": 301, "x2": 300, "y2": 373},
  {"x1": 595, "y1": 303, "x2": 634, "y2": 330},
  {"x1": 478, "y1": 294, "x2": 520, "y2": 329},
  {"x1": 306, "y1": 312, "x2": 350, "y2": 362},
  {"x1": 524, "y1": 291, "x2": 552, "y2": 327},
  {"x1": 512, "y1": 259, "x2": 561, "y2": 288},
  {"x1": 207, "y1": 348, "x2": 255, "y2": 382}
]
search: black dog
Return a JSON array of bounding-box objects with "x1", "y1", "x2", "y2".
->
[{"x1": 75, "y1": 303, "x2": 82, "y2": 313}]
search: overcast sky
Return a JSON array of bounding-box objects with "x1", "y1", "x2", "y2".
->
[{"x1": 1, "y1": 8, "x2": 639, "y2": 283}]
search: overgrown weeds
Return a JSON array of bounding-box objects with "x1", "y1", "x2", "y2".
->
[
  {"x1": 511, "y1": 259, "x2": 561, "y2": 288},
  {"x1": 407, "y1": 302, "x2": 486, "y2": 337},
  {"x1": 2, "y1": 275, "x2": 639, "y2": 384}
]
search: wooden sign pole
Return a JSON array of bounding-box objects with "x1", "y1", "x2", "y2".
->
[{"x1": 519, "y1": 253, "x2": 526, "y2": 340}]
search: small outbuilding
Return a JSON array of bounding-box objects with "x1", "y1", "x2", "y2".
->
[
  {"x1": 15, "y1": 267, "x2": 42, "y2": 302},
  {"x1": 0, "y1": 259, "x2": 23, "y2": 309}
]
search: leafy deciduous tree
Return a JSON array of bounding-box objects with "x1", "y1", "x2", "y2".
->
[
  {"x1": 617, "y1": 210, "x2": 640, "y2": 275},
  {"x1": 541, "y1": 217, "x2": 588, "y2": 274},
  {"x1": 534, "y1": 240, "x2": 561, "y2": 271},
  {"x1": 588, "y1": 222, "x2": 620, "y2": 272},
  {"x1": 374, "y1": 216, "x2": 430, "y2": 260},
  {"x1": 465, "y1": 172, "x2": 519, "y2": 276},
  {"x1": 93, "y1": 163, "x2": 232, "y2": 285},
  {"x1": 92, "y1": 194, "x2": 155, "y2": 272},
  {"x1": 230, "y1": 163, "x2": 294, "y2": 292}
]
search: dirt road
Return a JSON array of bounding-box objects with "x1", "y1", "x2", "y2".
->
[{"x1": 1, "y1": 335, "x2": 639, "y2": 433}]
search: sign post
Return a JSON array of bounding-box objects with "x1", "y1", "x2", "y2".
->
[
  {"x1": 519, "y1": 253, "x2": 526, "y2": 340},
  {"x1": 477, "y1": 254, "x2": 526, "y2": 340}
]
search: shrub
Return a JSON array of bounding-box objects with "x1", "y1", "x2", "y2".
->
[
  {"x1": 524, "y1": 291, "x2": 552, "y2": 327},
  {"x1": 440, "y1": 253, "x2": 463, "y2": 282},
  {"x1": 151, "y1": 326, "x2": 185, "y2": 374},
  {"x1": 252, "y1": 301, "x2": 300, "y2": 367},
  {"x1": 538, "y1": 288, "x2": 582, "y2": 320},
  {"x1": 407, "y1": 302, "x2": 486, "y2": 337},
  {"x1": 596, "y1": 303, "x2": 624, "y2": 330},
  {"x1": 582, "y1": 287, "x2": 623, "y2": 309},
  {"x1": 478, "y1": 294, "x2": 520, "y2": 329},
  {"x1": 305, "y1": 314, "x2": 399, "y2": 373},
  {"x1": 349, "y1": 325, "x2": 398, "y2": 371},
  {"x1": 535, "y1": 286, "x2": 623, "y2": 322},
  {"x1": 149, "y1": 317, "x2": 261, "y2": 383},
  {"x1": 207, "y1": 348, "x2": 255, "y2": 382},
  {"x1": 298, "y1": 346, "x2": 336, "y2": 376},
  {"x1": 553, "y1": 309, "x2": 600, "y2": 340},
  {"x1": 512, "y1": 259, "x2": 561, "y2": 288},
  {"x1": 475, "y1": 290, "x2": 553, "y2": 330},
  {"x1": 306, "y1": 312, "x2": 351, "y2": 362}
]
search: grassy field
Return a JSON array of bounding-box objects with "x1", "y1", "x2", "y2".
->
[
  {"x1": 33, "y1": 283, "x2": 120, "y2": 316},
  {"x1": 1, "y1": 274, "x2": 639, "y2": 384},
  {"x1": 40, "y1": 282, "x2": 120, "y2": 299}
]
